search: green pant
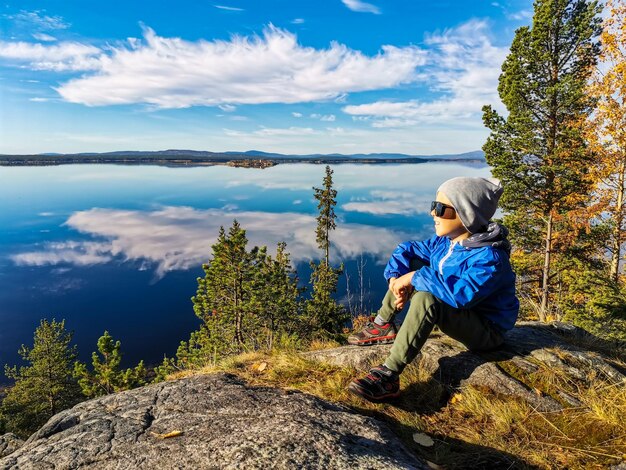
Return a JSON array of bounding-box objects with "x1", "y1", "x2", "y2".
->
[{"x1": 378, "y1": 259, "x2": 504, "y2": 374}]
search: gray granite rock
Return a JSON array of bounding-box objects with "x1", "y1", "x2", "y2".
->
[
  {"x1": 0, "y1": 433, "x2": 23, "y2": 458},
  {"x1": 0, "y1": 373, "x2": 427, "y2": 470}
]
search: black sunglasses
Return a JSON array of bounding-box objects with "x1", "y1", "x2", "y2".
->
[{"x1": 430, "y1": 201, "x2": 456, "y2": 217}]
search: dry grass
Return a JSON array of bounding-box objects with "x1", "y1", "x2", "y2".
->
[{"x1": 165, "y1": 347, "x2": 626, "y2": 469}]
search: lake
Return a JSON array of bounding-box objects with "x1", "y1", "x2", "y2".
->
[{"x1": 0, "y1": 161, "x2": 491, "y2": 379}]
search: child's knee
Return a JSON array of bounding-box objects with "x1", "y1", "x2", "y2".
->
[
  {"x1": 406, "y1": 291, "x2": 441, "y2": 319},
  {"x1": 409, "y1": 290, "x2": 438, "y2": 304}
]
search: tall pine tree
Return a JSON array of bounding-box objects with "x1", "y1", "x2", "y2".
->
[
  {"x1": 313, "y1": 165, "x2": 338, "y2": 267},
  {"x1": 1, "y1": 319, "x2": 82, "y2": 438},
  {"x1": 307, "y1": 165, "x2": 348, "y2": 337},
  {"x1": 482, "y1": 0, "x2": 602, "y2": 321}
]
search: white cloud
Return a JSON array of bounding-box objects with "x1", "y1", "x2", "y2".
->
[
  {"x1": 222, "y1": 126, "x2": 318, "y2": 139},
  {"x1": 12, "y1": 206, "x2": 419, "y2": 277},
  {"x1": 32, "y1": 33, "x2": 56, "y2": 42},
  {"x1": 292, "y1": 112, "x2": 303, "y2": 118},
  {"x1": 341, "y1": 0, "x2": 381, "y2": 14},
  {"x1": 213, "y1": 5, "x2": 244, "y2": 11},
  {"x1": 343, "y1": 200, "x2": 419, "y2": 215},
  {"x1": 311, "y1": 113, "x2": 336, "y2": 121},
  {"x1": 0, "y1": 25, "x2": 426, "y2": 108},
  {"x1": 370, "y1": 117, "x2": 418, "y2": 128},
  {"x1": 218, "y1": 104, "x2": 236, "y2": 112},
  {"x1": 5, "y1": 10, "x2": 70, "y2": 30},
  {"x1": 344, "y1": 98, "x2": 480, "y2": 127},
  {"x1": 254, "y1": 126, "x2": 317, "y2": 136},
  {"x1": 29, "y1": 97, "x2": 50, "y2": 102},
  {"x1": 343, "y1": 191, "x2": 431, "y2": 215},
  {"x1": 291, "y1": 18, "x2": 305, "y2": 24},
  {"x1": 342, "y1": 19, "x2": 508, "y2": 127},
  {"x1": 0, "y1": 40, "x2": 101, "y2": 71},
  {"x1": 12, "y1": 241, "x2": 113, "y2": 267},
  {"x1": 508, "y1": 9, "x2": 533, "y2": 21}
]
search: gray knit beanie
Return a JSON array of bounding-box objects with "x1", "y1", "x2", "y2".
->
[{"x1": 437, "y1": 177, "x2": 503, "y2": 234}]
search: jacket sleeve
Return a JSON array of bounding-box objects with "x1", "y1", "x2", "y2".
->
[
  {"x1": 383, "y1": 236, "x2": 438, "y2": 281},
  {"x1": 410, "y1": 249, "x2": 503, "y2": 308}
]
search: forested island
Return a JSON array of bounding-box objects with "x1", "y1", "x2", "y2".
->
[{"x1": 0, "y1": 149, "x2": 486, "y2": 167}]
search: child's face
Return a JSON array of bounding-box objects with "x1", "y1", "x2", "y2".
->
[{"x1": 432, "y1": 192, "x2": 469, "y2": 240}]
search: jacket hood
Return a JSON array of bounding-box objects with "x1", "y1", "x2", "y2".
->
[{"x1": 460, "y1": 222, "x2": 511, "y2": 254}]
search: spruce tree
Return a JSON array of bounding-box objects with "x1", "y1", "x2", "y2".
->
[
  {"x1": 189, "y1": 220, "x2": 266, "y2": 362},
  {"x1": 313, "y1": 165, "x2": 338, "y2": 266},
  {"x1": 307, "y1": 165, "x2": 348, "y2": 337},
  {"x1": 482, "y1": 0, "x2": 602, "y2": 321},
  {"x1": 1, "y1": 319, "x2": 82, "y2": 438},
  {"x1": 306, "y1": 261, "x2": 347, "y2": 337},
  {"x1": 73, "y1": 331, "x2": 146, "y2": 398},
  {"x1": 252, "y1": 242, "x2": 305, "y2": 349}
]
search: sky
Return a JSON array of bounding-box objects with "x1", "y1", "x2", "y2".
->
[{"x1": 0, "y1": 0, "x2": 535, "y2": 155}]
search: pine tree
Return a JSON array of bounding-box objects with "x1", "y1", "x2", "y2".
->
[
  {"x1": 306, "y1": 261, "x2": 348, "y2": 337},
  {"x1": 313, "y1": 165, "x2": 338, "y2": 266},
  {"x1": 307, "y1": 165, "x2": 348, "y2": 337},
  {"x1": 1, "y1": 319, "x2": 82, "y2": 438},
  {"x1": 73, "y1": 331, "x2": 146, "y2": 398},
  {"x1": 188, "y1": 220, "x2": 268, "y2": 364},
  {"x1": 252, "y1": 242, "x2": 305, "y2": 349},
  {"x1": 482, "y1": 0, "x2": 602, "y2": 321}
]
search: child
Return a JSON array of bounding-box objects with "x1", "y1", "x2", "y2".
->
[{"x1": 347, "y1": 176, "x2": 519, "y2": 402}]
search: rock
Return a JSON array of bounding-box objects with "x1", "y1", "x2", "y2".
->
[
  {"x1": 0, "y1": 433, "x2": 23, "y2": 458},
  {"x1": 0, "y1": 373, "x2": 428, "y2": 470},
  {"x1": 304, "y1": 321, "x2": 625, "y2": 412},
  {"x1": 302, "y1": 343, "x2": 392, "y2": 370}
]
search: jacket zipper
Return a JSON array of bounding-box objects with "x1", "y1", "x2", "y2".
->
[{"x1": 438, "y1": 241, "x2": 456, "y2": 275}]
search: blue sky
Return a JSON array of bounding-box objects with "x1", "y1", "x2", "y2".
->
[{"x1": 0, "y1": 0, "x2": 534, "y2": 155}]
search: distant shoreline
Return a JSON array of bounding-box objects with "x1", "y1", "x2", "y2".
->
[
  {"x1": 0, "y1": 157, "x2": 486, "y2": 168},
  {"x1": 0, "y1": 151, "x2": 487, "y2": 168}
]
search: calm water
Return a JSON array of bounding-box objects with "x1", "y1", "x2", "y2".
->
[{"x1": 0, "y1": 162, "x2": 490, "y2": 379}]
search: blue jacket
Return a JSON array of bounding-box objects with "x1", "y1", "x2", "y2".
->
[{"x1": 383, "y1": 225, "x2": 519, "y2": 331}]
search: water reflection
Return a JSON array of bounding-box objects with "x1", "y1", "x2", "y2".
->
[
  {"x1": 0, "y1": 162, "x2": 492, "y2": 375},
  {"x1": 12, "y1": 206, "x2": 427, "y2": 278}
]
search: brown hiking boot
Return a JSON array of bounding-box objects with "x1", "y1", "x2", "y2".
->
[{"x1": 347, "y1": 317, "x2": 397, "y2": 345}]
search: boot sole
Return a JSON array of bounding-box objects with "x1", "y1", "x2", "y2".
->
[{"x1": 347, "y1": 335, "x2": 396, "y2": 346}]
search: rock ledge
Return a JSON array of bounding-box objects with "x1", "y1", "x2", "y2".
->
[{"x1": 1, "y1": 373, "x2": 426, "y2": 470}]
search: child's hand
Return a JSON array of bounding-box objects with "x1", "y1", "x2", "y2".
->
[{"x1": 392, "y1": 272, "x2": 415, "y2": 310}]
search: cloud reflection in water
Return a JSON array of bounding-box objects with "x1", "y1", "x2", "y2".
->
[{"x1": 12, "y1": 206, "x2": 427, "y2": 278}]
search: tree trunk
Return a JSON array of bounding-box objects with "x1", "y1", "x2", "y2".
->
[
  {"x1": 234, "y1": 276, "x2": 244, "y2": 348},
  {"x1": 325, "y1": 221, "x2": 330, "y2": 267},
  {"x1": 540, "y1": 212, "x2": 553, "y2": 322},
  {"x1": 610, "y1": 160, "x2": 625, "y2": 283}
]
